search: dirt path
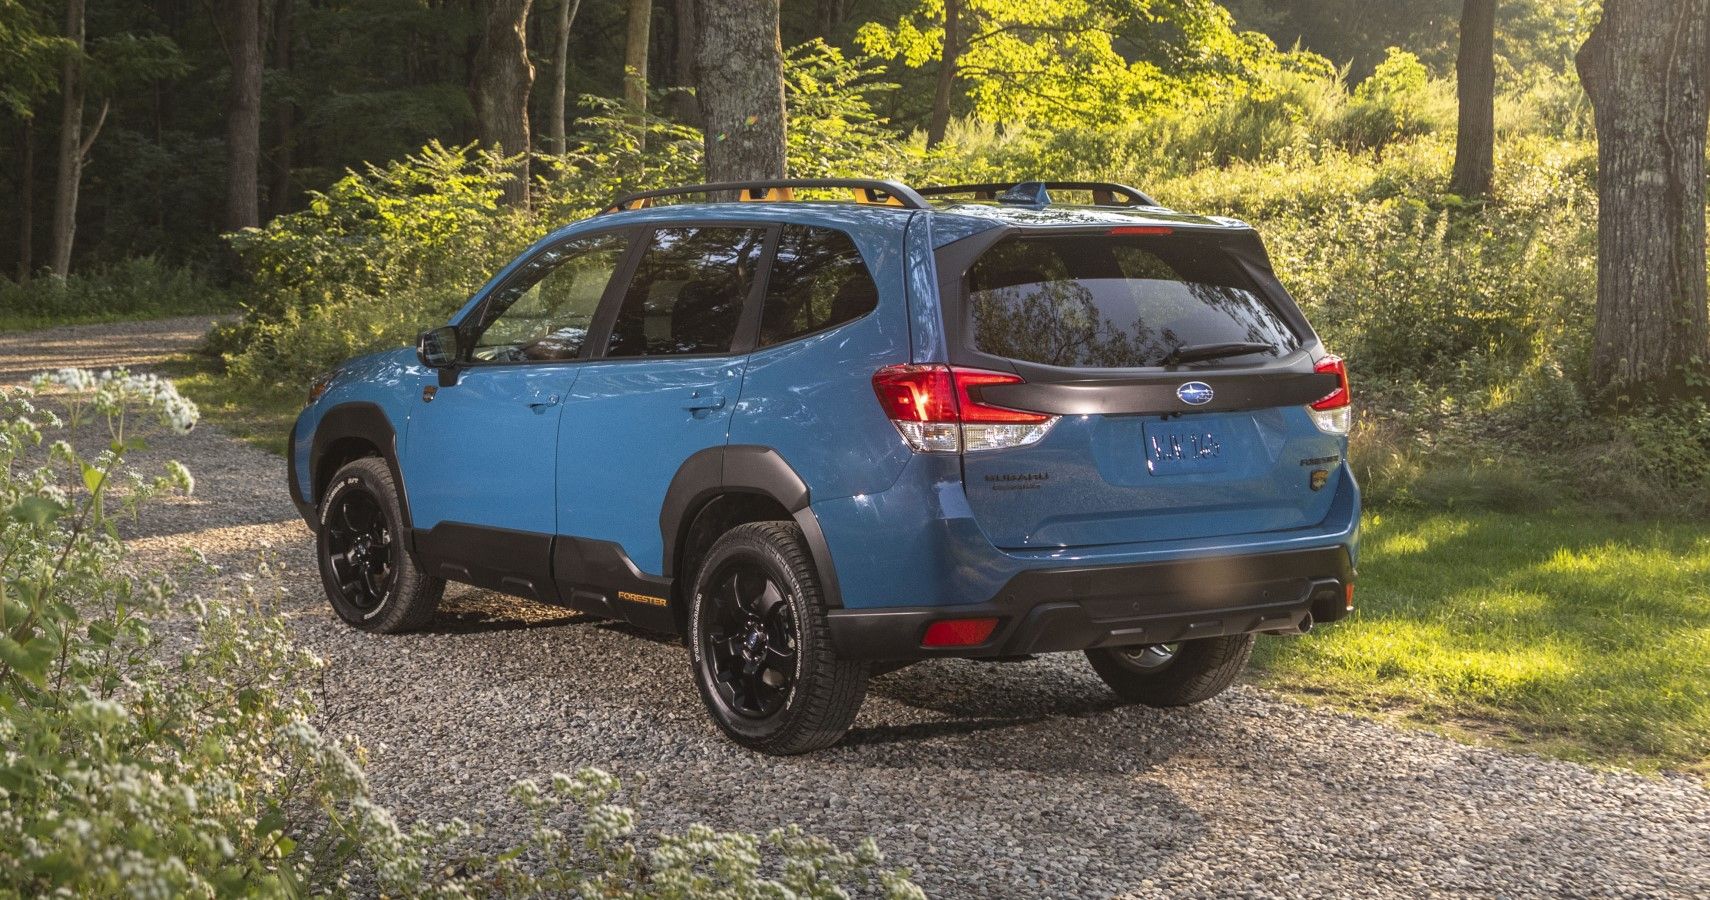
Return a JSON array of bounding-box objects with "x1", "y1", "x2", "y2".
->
[
  {"x1": 0, "y1": 315, "x2": 225, "y2": 383},
  {"x1": 7, "y1": 319, "x2": 1708, "y2": 898}
]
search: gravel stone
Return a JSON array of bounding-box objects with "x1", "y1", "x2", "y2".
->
[{"x1": 8, "y1": 319, "x2": 1709, "y2": 898}]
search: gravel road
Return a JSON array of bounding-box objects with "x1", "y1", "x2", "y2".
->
[{"x1": 10, "y1": 318, "x2": 1709, "y2": 898}]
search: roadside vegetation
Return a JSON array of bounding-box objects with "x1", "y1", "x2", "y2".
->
[
  {"x1": 0, "y1": 257, "x2": 232, "y2": 332},
  {"x1": 0, "y1": 372, "x2": 921, "y2": 897}
]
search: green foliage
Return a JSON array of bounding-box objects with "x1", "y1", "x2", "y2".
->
[
  {"x1": 0, "y1": 371, "x2": 921, "y2": 897},
  {"x1": 218, "y1": 142, "x2": 532, "y2": 387},
  {"x1": 857, "y1": 0, "x2": 1325, "y2": 130},
  {"x1": 0, "y1": 0, "x2": 68, "y2": 118},
  {"x1": 0, "y1": 258, "x2": 232, "y2": 331},
  {"x1": 784, "y1": 40, "x2": 914, "y2": 179}
]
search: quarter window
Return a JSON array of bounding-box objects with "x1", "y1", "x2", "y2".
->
[
  {"x1": 471, "y1": 233, "x2": 628, "y2": 362},
  {"x1": 606, "y1": 227, "x2": 767, "y2": 357},
  {"x1": 759, "y1": 225, "x2": 878, "y2": 347}
]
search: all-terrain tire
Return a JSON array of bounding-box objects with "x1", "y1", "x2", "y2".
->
[
  {"x1": 688, "y1": 521, "x2": 868, "y2": 754},
  {"x1": 1085, "y1": 634, "x2": 1255, "y2": 707},
  {"x1": 315, "y1": 457, "x2": 443, "y2": 633}
]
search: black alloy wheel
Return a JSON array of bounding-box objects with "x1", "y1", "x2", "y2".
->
[
  {"x1": 699, "y1": 561, "x2": 799, "y2": 719},
  {"x1": 314, "y1": 457, "x2": 442, "y2": 633},
  {"x1": 323, "y1": 484, "x2": 395, "y2": 612},
  {"x1": 687, "y1": 521, "x2": 867, "y2": 754}
]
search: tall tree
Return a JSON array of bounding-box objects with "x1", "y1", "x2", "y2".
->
[
  {"x1": 16, "y1": 119, "x2": 34, "y2": 282},
  {"x1": 223, "y1": 0, "x2": 263, "y2": 231},
  {"x1": 471, "y1": 0, "x2": 536, "y2": 206},
  {"x1": 1, "y1": 0, "x2": 66, "y2": 282},
  {"x1": 1448, "y1": 0, "x2": 1495, "y2": 197},
  {"x1": 50, "y1": 0, "x2": 99, "y2": 276},
  {"x1": 623, "y1": 0, "x2": 650, "y2": 113},
  {"x1": 267, "y1": 0, "x2": 296, "y2": 217},
  {"x1": 546, "y1": 0, "x2": 580, "y2": 154},
  {"x1": 668, "y1": 0, "x2": 698, "y2": 124},
  {"x1": 695, "y1": 0, "x2": 785, "y2": 182},
  {"x1": 925, "y1": 0, "x2": 959, "y2": 148},
  {"x1": 1576, "y1": 0, "x2": 1710, "y2": 395}
]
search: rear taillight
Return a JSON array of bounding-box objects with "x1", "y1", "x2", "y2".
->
[
  {"x1": 1308, "y1": 355, "x2": 1351, "y2": 434},
  {"x1": 871, "y1": 364, "x2": 1058, "y2": 453}
]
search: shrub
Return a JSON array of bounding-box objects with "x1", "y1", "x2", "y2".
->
[
  {"x1": 0, "y1": 258, "x2": 229, "y2": 328},
  {"x1": 0, "y1": 370, "x2": 921, "y2": 897}
]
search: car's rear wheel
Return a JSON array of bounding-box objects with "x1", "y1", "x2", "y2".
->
[
  {"x1": 316, "y1": 457, "x2": 443, "y2": 633},
  {"x1": 1085, "y1": 634, "x2": 1254, "y2": 707},
  {"x1": 688, "y1": 521, "x2": 867, "y2": 754}
]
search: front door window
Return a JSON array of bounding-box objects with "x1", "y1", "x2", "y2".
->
[{"x1": 470, "y1": 233, "x2": 630, "y2": 363}]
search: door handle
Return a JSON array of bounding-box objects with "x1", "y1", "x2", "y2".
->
[
  {"x1": 683, "y1": 391, "x2": 727, "y2": 412},
  {"x1": 527, "y1": 392, "x2": 561, "y2": 410}
]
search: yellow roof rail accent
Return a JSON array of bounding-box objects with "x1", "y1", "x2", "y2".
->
[
  {"x1": 741, "y1": 186, "x2": 795, "y2": 202},
  {"x1": 852, "y1": 187, "x2": 905, "y2": 206}
]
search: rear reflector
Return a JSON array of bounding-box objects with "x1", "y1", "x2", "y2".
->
[
  {"x1": 1344, "y1": 583, "x2": 1356, "y2": 612},
  {"x1": 871, "y1": 364, "x2": 1058, "y2": 453},
  {"x1": 921, "y1": 617, "x2": 1000, "y2": 647}
]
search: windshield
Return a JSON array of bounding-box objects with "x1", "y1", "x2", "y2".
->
[{"x1": 965, "y1": 234, "x2": 1301, "y2": 368}]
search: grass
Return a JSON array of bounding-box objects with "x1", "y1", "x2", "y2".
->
[
  {"x1": 156, "y1": 355, "x2": 301, "y2": 456},
  {"x1": 1251, "y1": 509, "x2": 1710, "y2": 777}
]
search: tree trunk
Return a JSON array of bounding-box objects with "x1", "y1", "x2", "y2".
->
[
  {"x1": 547, "y1": 0, "x2": 580, "y2": 154},
  {"x1": 1449, "y1": 0, "x2": 1495, "y2": 197},
  {"x1": 668, "y1": 0, "x2": 699, "y2": 124},
  {"x1": 1576, "y1": 0, "x2": 1710, "y2": 395},
  {"x1": 17, "y1": 118, "x2": 33, "y2": 284},
  {"x1": 267, "y1": 0, "x2": 296, "y2": 217},
  {"x1": 49, "y1": 0, "x2": 85, "y2": 277},
  {"x1": 223, "y1": 0, "x2": 262, "y2": 231},
  {"x1": 695, "y1": 0, "x2": 785, "y2": 182},
  {"x1": 471, "y1": 0, "x2": 535, "y2": 207},
  {"x1": 926, "y1": 0, "x2": 960, "y2": 149},
  {"x1": 624, "y1": 0, "x2": 650, "y2": 112}
]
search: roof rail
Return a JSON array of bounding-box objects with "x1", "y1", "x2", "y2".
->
[
  {"x1": 916, "y1": 181, "x2": 1158, "y2": 207},
  {"x1": 602, "y1": 178, "x2": 929, "y2": 213}
]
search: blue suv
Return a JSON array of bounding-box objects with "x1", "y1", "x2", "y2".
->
[{"x1": 289, "y1": 179, "x2": 1359, "y2": 754}]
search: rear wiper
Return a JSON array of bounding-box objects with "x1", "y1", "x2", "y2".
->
[{"x1": 1162, "y1": 341, "x2": 1276, "y2": 366}]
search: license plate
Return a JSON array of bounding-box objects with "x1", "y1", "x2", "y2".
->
[{"x1": 1144, "y1": 419, "x2": 1228, "y2": 475}]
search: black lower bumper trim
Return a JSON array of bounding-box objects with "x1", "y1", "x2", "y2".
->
[{"x1": 827, "y1": 545, "x2": 1354, "y2": 660}]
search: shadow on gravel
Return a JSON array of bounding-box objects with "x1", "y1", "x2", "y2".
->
[
  {"x1": 426, "y1": 609, "x2": 591, "y2": 634},
  {"x1": 838, "y1": 715, "x2": 1058, "y2": 747}
]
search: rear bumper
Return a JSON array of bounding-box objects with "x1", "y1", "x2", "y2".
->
[{"x1": 827, "y1": 544, "x2": 1354, "y2": 660}]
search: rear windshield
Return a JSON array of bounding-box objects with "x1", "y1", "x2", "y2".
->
[{"x1": 964, "y1": 234, "x2": 1300, "y2": 368}]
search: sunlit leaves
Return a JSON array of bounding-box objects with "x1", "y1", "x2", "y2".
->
[{"x1": 857, "y1": 0, "x2": 1332, "y2": 129}]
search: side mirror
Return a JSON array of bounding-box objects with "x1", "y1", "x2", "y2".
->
[{"x1": 417, "y1": 326, "x2": 461, "y2": 368}]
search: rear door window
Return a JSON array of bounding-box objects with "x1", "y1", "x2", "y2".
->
[
  {"x1": 759, "y1": 225, "x2": 878, "y2": 346},
  {"x1": 606, "y1": 226, "x2": 768, "y2": 357},
  {"x1": 965, "y1": 234, "x2": 1300, "y2": 368}
]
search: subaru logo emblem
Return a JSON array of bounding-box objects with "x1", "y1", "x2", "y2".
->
[{"x1": 1177, "y1": 382, "x2": 1214, "y2": 405}]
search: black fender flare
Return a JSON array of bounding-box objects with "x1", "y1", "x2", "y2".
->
[
  {"x1": 659, "y1": 445, "x2": 843, "y2": 608},
  {"x1": 305, "y1": 401, "x2": 413, "y2": 530}
]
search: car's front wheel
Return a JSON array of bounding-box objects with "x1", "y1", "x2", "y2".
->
[
  {"x1": 315, "y1": 457, "x2": 443, "y2": 633},
  {"x1": 688, "y1": 521, "x2": 868, "y2": 754},
  {"x1": 1084, "y1": 634, "x2": 1254, "y2": 707}
]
